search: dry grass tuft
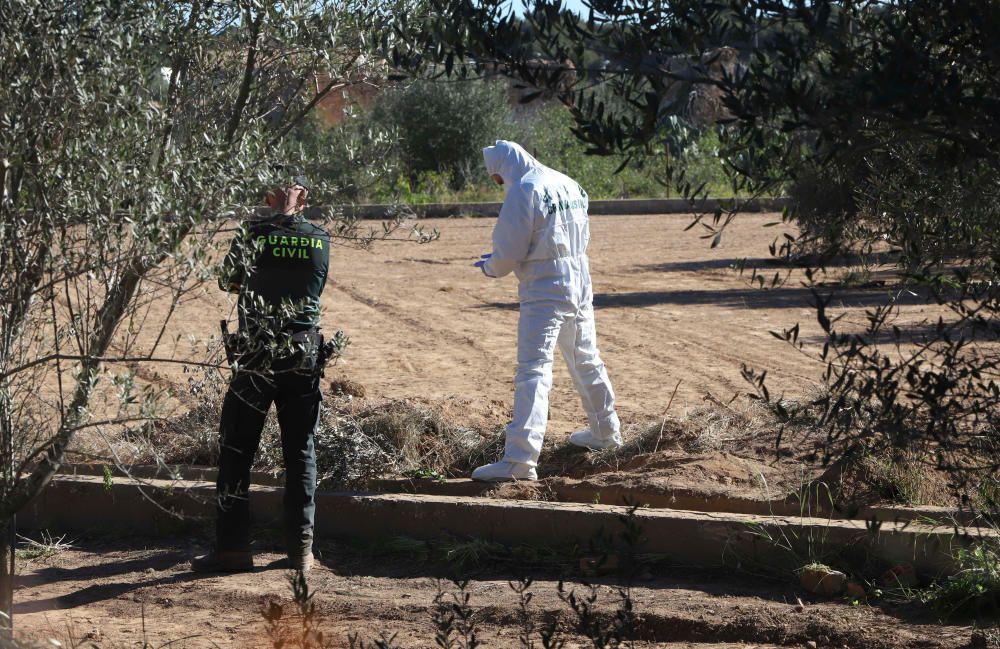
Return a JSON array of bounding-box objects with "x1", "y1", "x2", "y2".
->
[
  {"x1": 252, "y1": 398, "x2": 504, "y2": 488},
  {"x1": 538, "y1": 396, "x2": 801, "y2": 478},
  {"x1": 138, "y1": 374, "x2": 505, "y2": 488},
  {"x1": 681, "y1": 397, "x2": 794, "y2": 453},
  {"x1": 820, "y1": 449, "x2": 955, "y2": 507},
  {"x1": 141, "y1": 397, "x2": 222, "y2": 466},
  {"x1": 328, "y1": 378, "x2": 366, "y2": 398},
  {"x1": 484, "y1": 480, "x2": 556, "y2": 502},
  {"x1": 136, "y1": 383, "x2": 959, "y2": 509}
]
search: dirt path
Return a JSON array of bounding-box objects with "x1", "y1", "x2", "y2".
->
[{"x1": 16, "y1": 536, "x2": 973, "y2": 648}]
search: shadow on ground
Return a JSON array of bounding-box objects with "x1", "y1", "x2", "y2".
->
[
  {"x1": 475, "y1": 285, "x2": 929, "y2": 312},
  {"x1": 11, "y1": 533, "x2": 957, "y2": 636}
]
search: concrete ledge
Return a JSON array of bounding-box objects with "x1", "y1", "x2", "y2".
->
[
  {"x1": 371, "y1": 477, "x2": 979, "y2": 527},
  {"x1": 58, "y1": 466, "x2": 978, "y2": 527},
  {"x1": 303, "y1": 197, "x2": 789, "y2": 220},
  {"x1": 26, "y1": 475, "x2": 986, "y2": 576}
]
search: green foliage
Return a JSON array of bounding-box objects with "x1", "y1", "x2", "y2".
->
[
  {"x1": 262, "y1": 570, "x2": 330, "y2": 649},
  {"x1": 675, "y1": 128, "x2": 733, "y2": 199},
  {"x1": 860, "y1": 144, "x2": 1000, "y2": 273},
  {"x1": 391, "y1": 1, "x2": 1000, "y2": 496},
  {"x1": 373, "y1": 78, "x2": 514, "y2": 189},
  {"x1": 557, "y1": 581, "x2": 635, "y2": 649},
  {"x1": 433, "y1": 580, "x2": 481, "y2": 649},
  {"x1": 301, "y1": 77, "x2": 738, "y2": 202},
  {"x1": 254, "y1": 509, "x2": 659, "y2": 648},
  {"x1": 784, "y1": 157, "x2": 864, "y2": 259},
  {"x1": 390, "y1": 0, "x2": 1000, "y2": 505},
  {"x1": 0, "y1": 0, "x2": 415, "y2": 527},
  {"x1": 521, "y1": 104, "x2": 668, "y2": 199},
  {"x1": 286, "y1": 71, "x2": 734, "y2": 202},
  {"x1": 284, "y1": 113, "x2": 400, "y2": 204},
  {"x1": 922, "y1": 541, "x2": 1000, "y2": 619},
  {"x1": 857, "y1": 452, "x2": 926, "y2": 506},
  {"x1": 372, "y1": 169, "x2": 504, "y2": 204},
  {"x1": 741, "y1": 481, "x2": 841, "y2": 575}
]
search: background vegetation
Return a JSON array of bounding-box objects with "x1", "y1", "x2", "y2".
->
[{"x1": 287, "y1": 77, "x2": 731, "y2": 203}]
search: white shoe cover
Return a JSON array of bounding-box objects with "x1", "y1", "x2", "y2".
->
[
  {"x1": 471, "y1": 460, "x2": 538, "y2": 482},
  {"x1": 568, "y1": 428, "x2": 623, "y2": 451}
]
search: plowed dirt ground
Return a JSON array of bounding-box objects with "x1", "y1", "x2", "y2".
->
[
  {"x1": 103, "y1": 212, "x2": 940, "y2": 444},
  {"x1": 22, "y1": 212, "x2": 975, "y2": 646}
]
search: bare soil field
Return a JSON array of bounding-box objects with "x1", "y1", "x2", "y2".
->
[
  {"x1": 110, "y1": 211, "x2": 940, "y2": 434},
  {"x1": 85, "y1": 212, "x2": 954, "y2": 502},
  {"x1": 315, "y1": 212, "x2": 896, "y2": 427},
  {"x1": 23, "y1": 212, "x2": 987, "y2": 647},
  {"x1": 16, "y1": 535, "x2": 977, "y2": 648}
]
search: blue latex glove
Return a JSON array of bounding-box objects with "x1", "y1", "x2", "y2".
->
[{"x1": 473, "y1": 253, "x2": 496, "y2": 277}]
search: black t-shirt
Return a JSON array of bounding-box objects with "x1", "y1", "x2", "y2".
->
[{"x1": 220, "y1": 215, "x2": 330, "y2": 335}]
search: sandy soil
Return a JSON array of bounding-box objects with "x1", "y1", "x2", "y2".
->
[
  {"x1": 66, "y1": 210, "x2": 960, "y2": 503},
  {"x1": 16, "y1": 536, "x2": 976, "y2": 648},
  {"x1": 114, "y1": 212, "x2": 944, "y2": 442},
  {"x1": 22, "y1": 213, "x2": 983, "y2": 646}
]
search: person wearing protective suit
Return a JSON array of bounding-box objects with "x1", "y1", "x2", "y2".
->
[
  {"x1": 471, "y1": 141, "x2": 622, "y2": 482},
  {"x1": 192, "y1": 178, "x2": 331, "y2": 572}
]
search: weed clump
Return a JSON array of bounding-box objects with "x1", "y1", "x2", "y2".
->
[
  {"x1": 253, "y1": 399, "x2": 504, "y2": 488},
  {"x1": 141, "y1": 371, "x2": 504, "y2": 489},
  {"x1": 921, "y1": 540, "x2": 1000, "y2": 619},
  {"x1": 537, "y1": 396, "x2": 814, "y2": 479}
]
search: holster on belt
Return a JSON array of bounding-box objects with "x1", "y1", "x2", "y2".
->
[
  {"x1": 222, "y1": 322, "x2": 342, "y2": 376},
  {"x1": 220, "y1": 320, "x2": 238, "y2": 366}
]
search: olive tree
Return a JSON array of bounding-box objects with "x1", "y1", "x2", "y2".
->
[{"x1": 0, "y1": 0, "x2": 425, "y2": 629}]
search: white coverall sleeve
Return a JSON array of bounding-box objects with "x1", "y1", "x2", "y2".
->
[{"x1": 484, "y1": 189, "x2": 534, "y2": 278}]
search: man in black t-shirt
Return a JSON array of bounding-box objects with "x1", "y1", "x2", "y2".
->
[{"x1": 192, "y1": 180, "x2": 330, "y2": 573}]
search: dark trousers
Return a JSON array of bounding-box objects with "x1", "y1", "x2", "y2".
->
[{"x1": 216, "y1": 364, "x2": 320, "y2": 555}]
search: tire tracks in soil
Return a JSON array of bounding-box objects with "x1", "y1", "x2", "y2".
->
[{"x1": 327, "y1": 278, "x2": 501, "y2": 365}]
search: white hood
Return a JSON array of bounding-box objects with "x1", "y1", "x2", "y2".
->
[{"x1": 483, "y1": 140, "x2": 542, "y2": 187}]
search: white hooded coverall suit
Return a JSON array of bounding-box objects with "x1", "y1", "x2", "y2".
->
[{"x1": 482, "y1": 141, "x2": 621, "y2": 467}]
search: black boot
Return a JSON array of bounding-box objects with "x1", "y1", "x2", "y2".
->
[{"x1": 191, "y1": 549, "x2": 254, "y2": 573}]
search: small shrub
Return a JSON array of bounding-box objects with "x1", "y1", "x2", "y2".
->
[
  {"x1": 857, "y1": 452, "x2": 927, "y2": 506},
  {"x1": 922, "y1": 540, "x2": 1000, "y2": 619},
  {"x1": 284, "y1": 112, "x2": 400, "y2": 204},
  {"x1": 372, "y1": 78, "x2": 513, "y2": 190},
  {"x1": 134, "y1": 369, "x2": 229, "y2": 466}
]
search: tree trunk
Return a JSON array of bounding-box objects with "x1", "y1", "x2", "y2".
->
[
  {"x1": 0, "y1": 381, "x2": 12, "y2": 635},
  {"x1": 0, "y1": 515, "x2": 13, "y2": 636}
]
